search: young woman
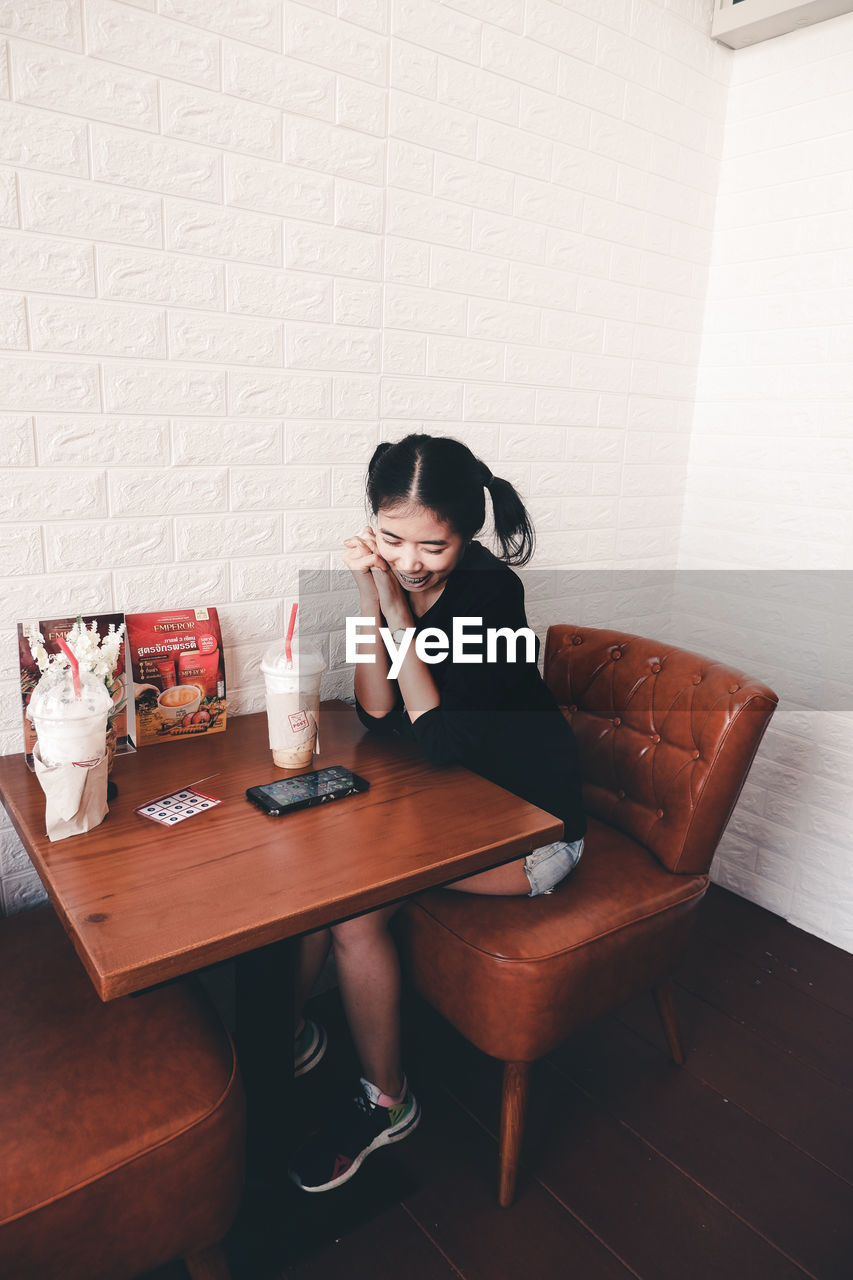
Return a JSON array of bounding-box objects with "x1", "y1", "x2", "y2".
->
[{"x1": 289, "y1": 434, "x2": 585, "y2": 1193}]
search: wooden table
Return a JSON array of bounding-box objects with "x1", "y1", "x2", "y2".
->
[
  {"x1": 0, "y1": 701, "x2": 563, "y2": 1167},
  {"x1": 0, "y1": 701, "x2": 562, "y2": 1001}
]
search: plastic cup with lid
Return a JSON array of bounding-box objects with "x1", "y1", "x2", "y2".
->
[
  {"x1": 260, "y1": 638, "x2": 326, "y2": 769},
  {"x1": 27, "y1": 669, "x2": 112, "y2": 768}
]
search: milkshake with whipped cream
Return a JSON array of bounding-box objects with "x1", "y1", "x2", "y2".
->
[{"x1": 27, "y1": 669, "x2": 112, "y2": 767}]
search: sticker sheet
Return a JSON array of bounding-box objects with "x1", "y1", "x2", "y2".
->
[{"x1": 135, "y1": 787, "x2": 221, "y2": 826}]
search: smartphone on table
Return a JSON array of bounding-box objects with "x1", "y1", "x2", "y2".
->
[{"x1": 246, "y1": 766, "x2": 369, "y2": 816}]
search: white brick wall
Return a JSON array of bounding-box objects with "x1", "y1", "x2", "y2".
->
[
  {"x1": 680, "y1": 12, "x2": 853, "y2": 951},
  {"x1": 2, "y1": 1, "x2": 848, "y2": 951}
]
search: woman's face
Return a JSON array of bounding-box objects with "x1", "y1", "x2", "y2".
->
[{"x1": 375, "y1": 504, "x2": 466, "y2": 596}]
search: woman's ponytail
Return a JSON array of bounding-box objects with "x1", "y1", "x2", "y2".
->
[{"x1": 486, "y1": 474, "x2": 535, "y2": 566}]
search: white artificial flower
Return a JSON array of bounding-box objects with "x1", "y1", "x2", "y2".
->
[
  {"x1": 25, "y1": 625, "x2": 52, "y2": 674},
  {"x1": 26, "y1": 617, "x2": 126, "y2": 697}
]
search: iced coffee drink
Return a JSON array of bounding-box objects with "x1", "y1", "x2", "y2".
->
[
  {"x1": 260, "y1": 639, "x2": 325, "y2": 769},
  {"x1": 27, "y1": 669, "x2": 112, "y2": 767}
]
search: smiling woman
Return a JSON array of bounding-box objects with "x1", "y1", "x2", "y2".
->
[
  {"x1": 285, "y1": 434, "x2": 586, "y2": 1197},
  {"x1": 371, "y1": 506, "x2": 466, "y2": 603}
]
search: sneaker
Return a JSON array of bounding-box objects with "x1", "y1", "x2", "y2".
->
[
  {"x1": 294, "y1": 1018, "x2": 327, "y2": 1078},
  {"x1": 289, "y1": 1078, "x2": 421, "y2": 1193}
]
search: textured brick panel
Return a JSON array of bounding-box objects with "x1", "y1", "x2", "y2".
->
[
  {"x1": 0, "y1": 356, "x2": 100, "y2": 412},
  {"x1": 0, "y1": 0, "x2": 82, "y2": 50},
  {"x1": 109, "y1": 466, "x2": 227, "y2": 515},
  {"x1": 228, "y1": 370, "x2": 330, "y2": 418},
  {"x1": 337, "y1": 76, "x2": 386, "y2": 136},
  {"x1": 0, "y1": 293, "x2": 27, "y2": 349},
  {"x1": 169, "y1": 311, "x2": 282, "y2": 367},
  {"x1": 335, "y1": 180, "x2": 384, "y2": 234},
  {"x1": 45, "y1": 518, "x2": 172, "y2": 571},
  {"x1": 115, "y1": 562, "x2": 230, "y2": 614},
  {"x1": 230, "y1": 465, "x2": 329, "y2": 511},
  {"x1": 160, "y1": 0, "x2": 282, "y2": 50},
  {"x1": 285, "y1": 4, "x2": 387, "y2": 85},
  {"x1": 286, "y1": 116, "x2": 385, "y2": 185},
  {"x1": 162, "y1": 82, "x2": 281, "y2": 158},
  {"x1": 0, "y1": 414, "x2": 35, "y2": 465},
  {"x1": 37, "y1": 414, "x2": 169, "y2": 466},
  {"x1": 175, "y1": 513, "x2": 282, "y2": 560},
  {"x1": 13, "y1": 40, "x2": 159, "y2": 130},
  {"x1": 173, "y1": 418, "x2": 282, "y2": 466},
  {"x1": 223, "y1": 42, "x2": 334, "y2": 116},
  {"x1": 93, "y1": 126, "x2": 222, "y2": 201},
  {"x1": 21, "y1": 172, "x2": 161, "y2": 246},
  {"x1": 286, "y1": 224, "x2": 382, "y2": 280},
  {"x1": 225, "y1": 155, "x2": 333, "y2": 221},
  {"x1": 104, "y1": 364, "x2": 226, "y2": 415},
  {"x1": 30, "y1": 299, "x2": 166, "y2": 359},
  {"x1": 85, "y1": 0, "x2": 220, "y2": 88},
  {"x1": 100, "y1": 245, "x2": 224, "y2": 309},
  {"x1": 166, "y1": 197, "x2": 281, "y2": 265}
]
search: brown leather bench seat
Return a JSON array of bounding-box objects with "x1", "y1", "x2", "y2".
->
[{"x1": 0, "y1": 907, "x2": 244, "y2": 1280}]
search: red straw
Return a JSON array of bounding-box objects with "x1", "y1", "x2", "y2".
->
[
  {"x1": 285, "y1": 602, "x2": 298, "y2": 665},
  {"x1": 56, "y1": 635, "x2": 82, "y2": 699}
]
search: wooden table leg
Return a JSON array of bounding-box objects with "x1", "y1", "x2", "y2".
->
[{"x1": 235, "y1": 937, "x2": 295, "y2": 1179}]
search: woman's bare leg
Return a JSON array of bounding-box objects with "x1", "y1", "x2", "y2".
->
[
  {"x1": 294, "y1": 926, "x2": 332, "y2": 1032},
  {"x1": 331, "y1": 905, "x2": 403, "y2": 1097},
  {"x1": 445, "y1": 856, "x2": 530, "y2": 896},
  {"x1": 327, "y1": 861, "x2": 528, "y2": 1100}
]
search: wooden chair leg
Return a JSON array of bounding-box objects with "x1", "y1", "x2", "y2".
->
[
  {"x1": 185, "y1": 1242, "x2": 232, "y2": 1280},
  {"x1": 653, "y1": 978, "x2": 685, "y2": 1065},
  {"x1": 498, "y1": 1059, "x2": 531, "y2": 1207}
]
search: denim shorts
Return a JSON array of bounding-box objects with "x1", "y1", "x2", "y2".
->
[{"x1": 523, "y1": 837, "x2": 584, "y2": 897}]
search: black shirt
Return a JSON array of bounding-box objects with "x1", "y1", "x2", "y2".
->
[{"x1": 355, "y1": 541, "x2": 586, "y2": 842}]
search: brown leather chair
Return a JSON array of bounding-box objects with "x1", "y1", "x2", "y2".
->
[
  {"x1": 0, "y1": 906, "x2": 245, "y2": 1280},
  {"x1": 398, "y1": 626, "x2": 778, "y2": 1206}
]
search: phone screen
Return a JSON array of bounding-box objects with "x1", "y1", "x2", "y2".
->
[{"x1": 247, "y1": 766, "x2": 368, "y2": 815}]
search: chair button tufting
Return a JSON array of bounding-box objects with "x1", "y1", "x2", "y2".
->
[
  {"x1": 656, "y1": 808, "x2": 664, "y2": 819},
  {"x1": 650, "y1": 661, "x2": 661, "y2": 673},
  {"x1": 692, "y1": 750, "x2": 700, "y2": 759},
  {"x1": 612, "y1": 716, "x2": 621, "y2": 727},
  {"x1": 692, "y1": 674, "x2": 702, "y2": 685},
  {"x1": 572, "y1": 634, "x2": 583, "y2": 645},
  {"x1": 612, "y1": 649, "x2": 622, "y2": 660},
  {"x1": 729, "y1": 683, "x2": 740, "y2": 694},
  {"x1": 618, "y1": 790, "x2": 626, "y2": 800},
  {"x1": 651, "y1": 733, "x2": 660, "y2": 744}
]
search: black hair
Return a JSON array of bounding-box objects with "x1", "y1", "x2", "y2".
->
[{"x1": 366, "y1": 434, "x2": 535, "y2": 566}]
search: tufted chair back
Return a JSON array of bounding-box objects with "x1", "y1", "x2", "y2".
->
[{"x1": 543, "y1": 626, "x2": 779, "y2": 876}]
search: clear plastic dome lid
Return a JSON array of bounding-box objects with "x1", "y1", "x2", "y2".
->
[
  {"x1": 260, "y1": 638, "x2": 325, "y2": 678},
  {"x1": 27, "y1": 669, "x2": 113, "y2": 723}
]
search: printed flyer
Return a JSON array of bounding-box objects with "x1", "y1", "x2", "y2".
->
[
  {"x1": 17, "y1": 613, "x2": 133, "y2": 766},
  {"x1": 125, "y1": 608, "x2": 227, "y2": 747}
]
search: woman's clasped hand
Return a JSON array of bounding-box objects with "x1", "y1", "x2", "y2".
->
[
  {"x1": 342, "y1": 525, "x2": 411, "y2": 630},
  {"x1": 342, "y1": 525, "x2": 386, "y2": 580}
]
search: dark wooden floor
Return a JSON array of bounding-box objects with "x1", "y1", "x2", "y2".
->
[{"x1": 149, "y1": 885, "x2": 853, "y2": 1280}]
